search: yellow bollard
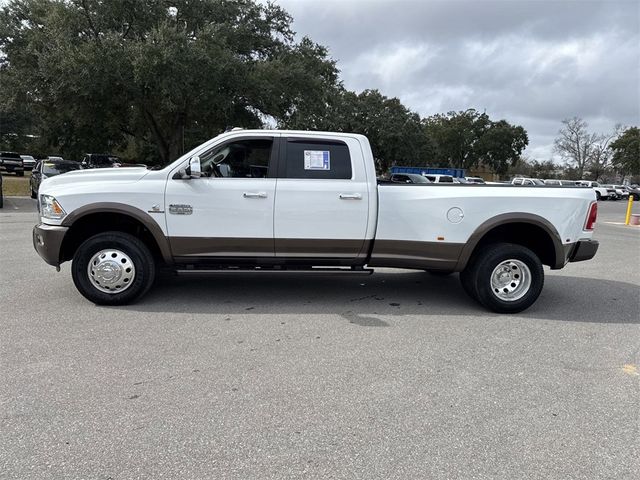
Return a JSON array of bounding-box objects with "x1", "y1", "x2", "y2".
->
[{"x1": 625, "y1": 195, "x2": 634, "y2": 225}]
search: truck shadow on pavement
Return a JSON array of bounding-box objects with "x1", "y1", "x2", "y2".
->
[{"x1": 118, "y1": 271, "x2": 640, "y2": 325}]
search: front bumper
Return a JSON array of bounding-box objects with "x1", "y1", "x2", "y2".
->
[
  {"x1": 569, "y1": 239, "x2": 599, "y2": 263},
  {"x1": 33, "y1": 223, "x2": 68, "y2": 267}
]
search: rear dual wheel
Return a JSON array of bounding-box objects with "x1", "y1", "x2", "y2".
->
[
  {"x1": 71, "y1": 231, "x2": 156, "y2": 305},
  {"x1": 460, "y1": 243, "x2": 544, "y2": 313}
]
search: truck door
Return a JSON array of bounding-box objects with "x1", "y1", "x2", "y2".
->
[
  {"x1": 273, "y1": 136, "x2": 370, "y2": 261},
  {"x1": 164, "y1": 135, "x2": 278, "y2": 259}
]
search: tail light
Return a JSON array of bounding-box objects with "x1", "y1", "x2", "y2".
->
[{"x1": 584, "y1": 201, "x2": 597, "y2": 231}]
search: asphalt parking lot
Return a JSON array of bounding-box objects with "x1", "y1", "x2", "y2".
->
[{"x1": 1, "y1": 198, "x2": 639, "y2": 479}]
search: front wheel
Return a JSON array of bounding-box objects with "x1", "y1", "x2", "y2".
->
[
  {"x1": 71, "y1": 231, "x2": 156, "y2": 305},
  {"x1": 30, "y1": 186, "x2": 37, "y2": 199},
  {"x1": 462, "y1": 243, "x2": 544, "y2": 313},
  {"x1": 596, "y1": 191, "x2": 601, "y2": 201}
]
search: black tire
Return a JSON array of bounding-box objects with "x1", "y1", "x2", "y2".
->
[
  {"x1": 16, "y1": 170, "x2": 24, "y2": 177},
  {"x1": 459, "y1": 267, "x2": 478, "y2": 301},
  {"x1": 71, "y1": 231, "x2": 156, "y2": 305},
  {"x1": 464, "y1": 243, "x2": 544, "y2": 314},
  {"x1": 424, "y1": 269, "x2": 453, "y2": 276},
  {"x1": 30, "y1": 186, "x2": 37, "y2": 199},
  {"x1": 595, "y1": 191, "x2": 601, "y2": 201}
]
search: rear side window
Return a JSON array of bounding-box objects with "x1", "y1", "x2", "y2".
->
[
  {"x1": 440, "y1": 176, "x2": 454, "y2": 183},
  {"x1": 283, "y1": 138, "x2": 352, "y2": 179}
]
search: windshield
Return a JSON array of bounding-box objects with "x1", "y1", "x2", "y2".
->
[
  {"x1": 407, "y1": 174, "x2": 429, "y2": 183},
  {"x1": 42, "y1": 162, "x2": 80, "y2": 176}
]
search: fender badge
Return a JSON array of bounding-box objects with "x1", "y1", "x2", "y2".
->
[{"x1": 148, "y1": 204, "x2": 164, "y2": 214}]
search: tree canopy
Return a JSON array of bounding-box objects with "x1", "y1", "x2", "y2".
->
[
  {"x1": 423, "y1": 109, "x2": 528, "y2": 175},
  {"x1": 0, "y1": 0, "x2": 338, "y2": 164},
  {"x1": 610, "y1": 127, "x2": 640, "y2": 176}
]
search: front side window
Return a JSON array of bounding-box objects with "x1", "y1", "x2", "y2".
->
[
  {"x1": 199, "y1": 138, "x2": 273, "y2": 178},
  {"x1": 283, "y1": 139, "x2": 352, "y2": 179}
]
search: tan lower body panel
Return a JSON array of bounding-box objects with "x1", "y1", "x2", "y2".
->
[
  {"x1": 368, "y1": 240, "x2": 464, "y2": 270},
  {"x1": 170, "y1": 237, "x2": 275, "y2": 257},
  {"x1": 169, "y1": 237, "x2": 462, "y2": 270},
  {"x1": 169, "y1": 237, "x2": 370, "y2": 259}
]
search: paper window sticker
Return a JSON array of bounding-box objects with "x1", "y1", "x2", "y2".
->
[{"x1": 304, "y1": 150, "x2": 330, "y2": 170}]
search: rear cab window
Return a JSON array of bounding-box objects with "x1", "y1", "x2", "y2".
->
[{"x1": 280, "y1": 138, "x2": 352, "y2": 179}]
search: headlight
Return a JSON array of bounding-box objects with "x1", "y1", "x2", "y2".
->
[{"x1": 40, "y1": 195, "x2": 67, "y2": 220}]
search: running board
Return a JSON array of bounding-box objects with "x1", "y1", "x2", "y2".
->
[{"x1": 175, "y1": 267, "x2": 374, "y2": 275}]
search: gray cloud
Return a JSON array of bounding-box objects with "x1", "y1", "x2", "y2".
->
[{"x1": 275, "y1": 0, "x2": 640, "y2": 160}]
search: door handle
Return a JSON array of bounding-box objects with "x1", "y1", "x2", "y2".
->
[
  {"x1": 243, "y1": 192, "x2": 268, "y2": 199},
  {"x1": 339, "y1": 193, "x2": 362, "y2": 200}
]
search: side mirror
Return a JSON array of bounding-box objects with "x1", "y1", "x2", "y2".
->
[{"x1": 189, "y1": 156, "x2": 201, "y2": 178}]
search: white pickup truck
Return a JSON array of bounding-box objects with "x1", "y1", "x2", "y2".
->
[{"x1": 33, "y1": 129, "x2": 599, "y2": 313}]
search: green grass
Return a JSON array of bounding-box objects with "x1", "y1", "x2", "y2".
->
[{"x1": 1, "y1": 173, "x2": 31, "y2": 196}]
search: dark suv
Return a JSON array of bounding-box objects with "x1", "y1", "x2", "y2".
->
[
  {"x1": 81, "y1": 153, "x2": 122, "y2": 169},
  {"x1": 0, "y1": 151, "x2": 25, "y2": 176}
]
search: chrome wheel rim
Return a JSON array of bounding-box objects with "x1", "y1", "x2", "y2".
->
[
  {"x1": 87, "y1": 249, "x2": 135, "y2": 294},
  {"x1": 490, "y1": 259, "x2": 531, "y2": 302}
]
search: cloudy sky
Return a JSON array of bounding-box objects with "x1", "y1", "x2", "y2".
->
[{"x1": 275, "y1": 0, "x2": 639, "y2": 161}]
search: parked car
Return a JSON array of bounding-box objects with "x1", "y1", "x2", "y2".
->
[
  {"x1": 624, "y1": 185, "x2": 640, "y2": 200},
  {"x1": 511, "y1": 177, "x2": 545, "y2": 186},
  {"x1": 544, "y1": 179, "x2": 578, "y2": 186},
  {"x1": 602, "y1": 185, "x2": 629, "y2": 200},
  {"x1": 464, "y1": 176, "x2": 485, "y2": 184},
  {"x1": 390, "y1": 173, "x2": 431, "y2": 184},
  {"x1": 30, "y1": 159, "x2": 82, "y2": 198},
  {"x1": 20, "y1": 155, "x2": 36, "y2": 170},
  {"x1": 575, "y1": 181, "x2": 610, "y2": 200},
  {"x1": 0, "y1": 151, "x2": 25, "y2": 176},
  {"x1": 424, "y1": 174, "x2": 455, "y2": 183},
  {"x1": 33, "y1": 129, "x2": 598, "y2": 313}
]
